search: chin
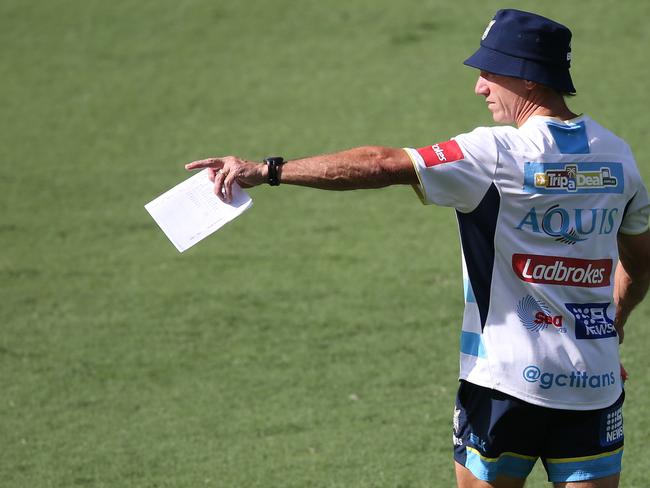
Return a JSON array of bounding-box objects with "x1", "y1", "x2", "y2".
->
[{"x1": 491, "y1": 113, "x2": 512, "y2": 124}]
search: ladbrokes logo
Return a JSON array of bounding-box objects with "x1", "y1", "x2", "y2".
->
[
  {"x1": 523, "y1": 162, "x2": 624, "y2": 194},
  {"x1": 416, "y1": 140, "x2": 464, "y2": 167},
  {"x1": 512, "y1": 254, "x2": 612, "y2": 287}
]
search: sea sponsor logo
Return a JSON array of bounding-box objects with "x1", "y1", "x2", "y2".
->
[
  {"x1": 523, "y1": 162, "x2": 624, "y2": 194},
  {"x1": 515, "y1": 205, "x2": 619, "y2": 245},
  {"x1": 565, "y1": 302, "x2": 617, "y2": 339},
  {"x1": 516, "y1": 295, "x2": 566, "y2": 333},
  {"x1": 512, "y1": 254, "x2": 612, "y2": 287},
  {"x1": 522, "y1": 365, "x2": 616, "y2": 390},
  {"x1": 417, "y1": 140, "x2": 464, "y2": 167}
]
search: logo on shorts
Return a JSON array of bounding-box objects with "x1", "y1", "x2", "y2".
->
[
  {"x1": 469, "y1": 433, "x2": 487, "y2": 451},
  {"x1": 601, "y1": 404, "x2": 623, "y2": 447},
  {"x1": 515, "y1": 205, "x2": 619, "y2": 245},
  {"x1": 512, "y1": 254, "x2": 612, "y2": 287},
  {"x1": 516, "y1": 295, "x2": 566, "y2": 333},
  {"x1": 565, "y1": 303, "x2": 617, "y2": 339},
  {"x1": 523, "y1": 162, "x2": 624, "y2": 194},
  {"x1": 452, "y1": 407, "x2": 463, "y2": 446},
  {"x1": 416, "y1": 140, "x2": 464, "y2": 167}
]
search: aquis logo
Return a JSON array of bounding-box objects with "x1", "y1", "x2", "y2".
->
[{"x1": 515, "y1": 205, "x2": 619, "y2": 245}]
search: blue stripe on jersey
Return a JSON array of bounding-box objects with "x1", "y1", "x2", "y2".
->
[
  {"x1": 546, "y1": 120, "x2": 589, "y2": 154},
  {"x1": 464, "y1": 278, "x2": 476, "y2": 303},
  {"x1": 460, "y1": 332, "x2": 487, "y2": 358},
  {"x1": 545, "y1": 448, "x2": 623, "y2": 483},
  {"x1": 456, "y1": 183, "x2": 500, "y2": 330}
]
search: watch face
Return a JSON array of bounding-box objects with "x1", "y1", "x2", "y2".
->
[{"x1": 265, "y1": 156, "x2": 284, "y2": 164}]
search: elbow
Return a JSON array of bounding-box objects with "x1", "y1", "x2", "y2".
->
[
  {"x1": 363, "y1": 146, "x2": 398, "y2": 165},
  {"x1": 621, "y1": 261, "x2": 650, "y2": 290},
  {"x1": 361, "y1": 146, "x2": 412, "y2": 187},
  {"x1": 618, "y1": 231, "x2": 650, "y2": 284}
]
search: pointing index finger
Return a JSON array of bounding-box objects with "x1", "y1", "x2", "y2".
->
[{"x1": 185, "y1": 158, "x2": 224, "y2": 171}]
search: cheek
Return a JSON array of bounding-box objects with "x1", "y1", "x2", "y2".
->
[
  {"x1": 492, "y1": 96, "x2": 505, "y2": 112},
  {"x1": 492, "y1": 93, "x2": 509, "y2": 112}
]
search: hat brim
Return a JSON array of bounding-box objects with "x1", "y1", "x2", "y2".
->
[{"x1": 464, "y1": 46, "x2": 576, "y2": 94}]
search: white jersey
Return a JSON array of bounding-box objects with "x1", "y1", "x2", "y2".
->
[{"x1": 405, "y1": 115, "x2": 650, "y2": 410}]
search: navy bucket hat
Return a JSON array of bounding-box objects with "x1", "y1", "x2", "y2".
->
[{"x1": 464, "y1": 9, "x2": 576, "y2": 94}]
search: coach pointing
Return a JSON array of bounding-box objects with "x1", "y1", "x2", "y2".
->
[{"x1": 186, "y1": 9, "x2": 650, "y2": 488}]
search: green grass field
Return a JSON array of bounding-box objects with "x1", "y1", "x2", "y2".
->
[{"x1": 2, "y1": 1, "x2": 650, "y2": 486}]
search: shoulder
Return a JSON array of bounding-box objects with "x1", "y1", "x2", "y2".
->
[
  {"x1": 455, "y1": 125, "x2": 517, "y2": 143},
  {"x1": 455, "y1": 125, "x2": 528, "y2": 158},
  {"x1": 581, "y1": 116, "x2": 634, "y2": 156}
]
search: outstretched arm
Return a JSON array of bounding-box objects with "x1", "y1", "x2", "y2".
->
[
  {"x1": 185, "y1": 146, "x2": 417, "y2": 202},
  {"x1": 614, "y1": 230, "x2": 650, "y2": 343}
]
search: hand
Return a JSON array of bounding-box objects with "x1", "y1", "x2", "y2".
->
[
  {"x1": 620, "y1": 363, "x2": 628, "y2": 382},
  {"x1": 185, "y1": 156, "x2": 266, "y2": 203}
]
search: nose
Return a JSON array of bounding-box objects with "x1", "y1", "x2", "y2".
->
[{"x1": 475, "y1": 75, "x2": 489, "y2": 97}]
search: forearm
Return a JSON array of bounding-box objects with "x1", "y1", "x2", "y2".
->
[
  {"x1": 614, "y1": 260, "x2": 650, "y2": 322},
  {"x1": 185, "y1": 145, "x2": 418, "y2": 203},
  {"x1": 276, "y1": 146, "x2": 417, "y2": 190},
  {"x1": 613, "y1": 231, "x2": 650, "y2": 341}
]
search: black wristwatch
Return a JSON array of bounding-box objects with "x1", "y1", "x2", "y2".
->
[{"x1": 264, "y1": 156, "x2": 285, "y2": 186}]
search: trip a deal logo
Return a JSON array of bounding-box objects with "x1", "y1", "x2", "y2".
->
[
  {"x1": 512, "y1": 253, "x2": 612, "y2": 287},
  {"x1": 523, "y1": 162, "x2": 624, "y2": 194}
]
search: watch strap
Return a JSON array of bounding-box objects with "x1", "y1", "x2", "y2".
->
[{"x1": 264, "y1": 156, "x2": 285, "y2": 186}]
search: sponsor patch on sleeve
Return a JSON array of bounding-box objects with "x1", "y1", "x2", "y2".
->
[{"x1": 416, "y1": 140, "x2": 464, "y2": 167}]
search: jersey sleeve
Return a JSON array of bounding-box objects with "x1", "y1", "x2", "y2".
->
[
  {"x1": 404, "y1": 127, "x2": 499, "y2": 213},
  {"x1": 619, "y1": 183, "x2": 650, "y2": 235}
]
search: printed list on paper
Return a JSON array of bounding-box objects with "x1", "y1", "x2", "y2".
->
[{"x1": 145, "y1": 169, "x2": 253, "y2": 252}]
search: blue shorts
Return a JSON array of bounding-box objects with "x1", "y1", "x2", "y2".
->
[{"x1": 453, "y1": 380, "x2": 624, "y2": 483}]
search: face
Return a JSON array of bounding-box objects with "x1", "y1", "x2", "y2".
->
[{"x1": 474, "y1": 70, "x2": 530, "y2": 124}]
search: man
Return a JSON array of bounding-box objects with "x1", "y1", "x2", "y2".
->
[{"x1": 186, "y1": 9, "x2": 650, "y2": 488}]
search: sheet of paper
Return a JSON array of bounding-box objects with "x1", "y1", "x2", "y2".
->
[{"x1": 145, "y1": 169, "x2": 253, "y2": 252}]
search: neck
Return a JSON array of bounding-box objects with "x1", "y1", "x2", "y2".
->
[{"x1": 515, "y1": 89, "x2": 578, "y2": 127}]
